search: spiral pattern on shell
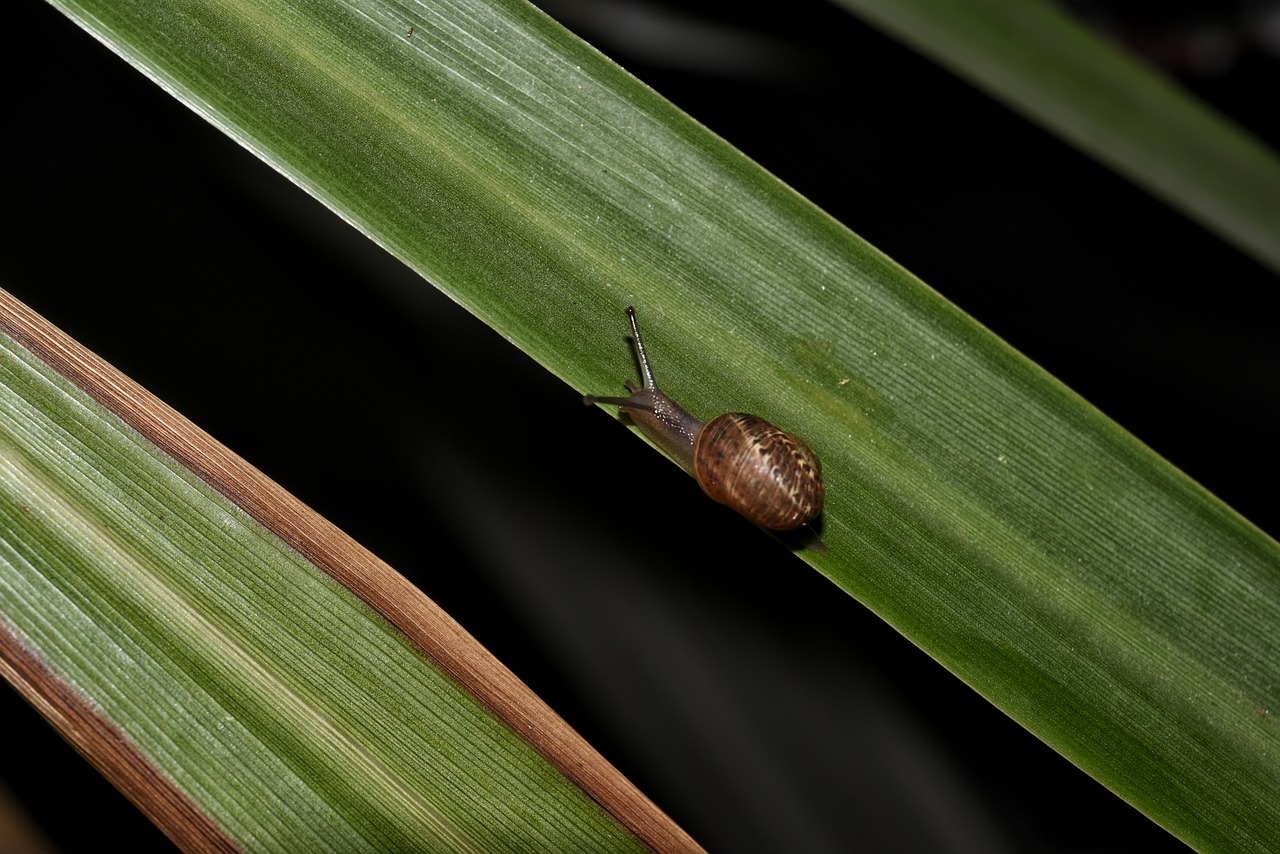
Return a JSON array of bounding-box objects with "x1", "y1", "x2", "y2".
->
[{"x1": 692, "y1": 413, "x2": 824, "y2": 531}]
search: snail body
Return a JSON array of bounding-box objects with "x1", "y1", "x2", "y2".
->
[{"x1": 585, "y1": 307, "x2": 824, "y2": 531}]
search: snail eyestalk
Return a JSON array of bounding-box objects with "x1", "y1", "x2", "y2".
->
[{"x1": 624, "y1": 306, "x2": 658, "y2": 391}]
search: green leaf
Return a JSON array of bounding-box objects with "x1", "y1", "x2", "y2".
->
[
  {"x1": 10, "y1": 0, "x2": 1280, "y2": 851},
  {"x1": 827, "y1": 0, "x2": 1280, "y2": 275},
  {"x1": 0, "y1": 293, "x2": 660, "y2": 849}
]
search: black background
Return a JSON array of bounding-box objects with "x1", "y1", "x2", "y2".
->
[{"x1": 3, "y1": 0, "x2": 1276, "y2": 851}]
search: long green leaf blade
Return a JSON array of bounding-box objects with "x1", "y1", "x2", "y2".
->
[
  {"x1": 827, "y1": 0, "x2": 1280, "y2": 274},
  {"x1": 0, "y1": 291, "x2": 658, "y2": 849}
]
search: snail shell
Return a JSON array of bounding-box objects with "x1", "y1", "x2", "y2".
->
[
  {"x1": 694, "y1": 412, "x2": 824, "y2": 531},
  {"x1": 585, "y1": 307, "x2": 824, "y2": 531}
]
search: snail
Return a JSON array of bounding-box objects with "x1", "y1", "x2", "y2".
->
[{"x1": 584, "y1": 307, "x2": 824, "y2": 531}]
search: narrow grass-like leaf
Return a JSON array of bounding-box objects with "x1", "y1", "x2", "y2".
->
[
  {"x1": 827, "y1": 0, "x2": 1280, "y2": 274},
  {"x1": 24, "y1": 0, "x2": 1280, "y2": 851},
  {"x1": 0, "y1": 290, "x2": 688, "y2": 849}
]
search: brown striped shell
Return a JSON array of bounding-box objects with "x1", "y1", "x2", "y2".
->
[{"x1": 693, "y1": 413, "x2": 824, "y2": 531}]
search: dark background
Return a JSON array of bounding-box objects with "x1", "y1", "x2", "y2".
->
[{"x1": 4, "y1": 0, "x2": 1277, "y2": 850}]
